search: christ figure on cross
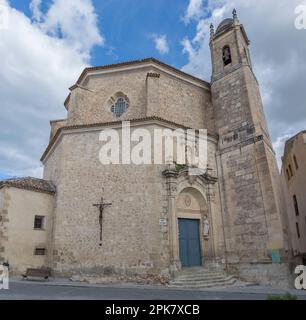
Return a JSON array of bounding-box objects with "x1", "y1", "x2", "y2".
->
[{"x1": 93, "y1": 197, "x2": 112, "y2": 245}]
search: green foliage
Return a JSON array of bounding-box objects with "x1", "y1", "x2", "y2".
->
[{"x1": 267, "y1": 293, "x2": 298, "y2": 300}]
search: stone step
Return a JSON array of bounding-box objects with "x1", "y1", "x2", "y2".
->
[
  {"x1": 177, "y1": 273, "x2": 226, "y2": 279},
  {"x1": 179, "y1": 269, "x2": 226, "y2": 276},
  {"x1": 170, "y1": 277, "x2": 237, "y2": 288},
  {"x1": 169, "y1": 268, "x2": 238, "y2": 289},
  {"x1": 174, "y1": 275, "x2": 230, "y2": 282},
  {"x1": 171, "y1": 276, "x2": 235, "y2": 286},
  {"x1": 180, "y1": 269, "x2": 224, "y2": 274},
  {"x1": 170, "y1": 279, "x2": 236, "y2": 289}
]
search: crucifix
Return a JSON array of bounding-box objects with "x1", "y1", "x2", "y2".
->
[{"x1": 93, "y1": 197, "x2": 112, "y2": 245}]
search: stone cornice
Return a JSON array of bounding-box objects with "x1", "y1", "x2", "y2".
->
[
  {"x1": 41, "y1": 116, "x2": 219, "y2": 163},
  {"x1": 76, "y1": 58, "x2": 210, "y2": 88},
  {"x1": 162, "y1": 167, "x2": 218, "y2": 185}
]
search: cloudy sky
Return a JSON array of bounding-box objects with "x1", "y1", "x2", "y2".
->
[{"x1": 0, "y1": 0, "x2": 306, "y2": 179}]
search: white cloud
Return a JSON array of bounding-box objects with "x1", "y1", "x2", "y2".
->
[
  {"x1": 273, "y1": 132, "x2": 296, "y2": 169},
  {"x1": 181, "y1": 18, "x2": 211, "y2": 79},
  {"x1": 152, "y1": 34, "x2": 169, "y2": 55},
  {"x1": 39, "y1": 0, "x2": 104, "y2": 58},
  {"x1": 181, "y1": 0, "x2": 306, "y2": 166},
  {"x1": 192, "y1": 19, "x2": 208, "y2": 44},
  {"x1": 183, "y1": 0, "x2": 205, "y2": 24},
  {"x1": 0, "y1": 0, "x2": 103, "y2": 178},
  {"x1": 30, "y1": 0, "x2": 42, "y2": 22}
]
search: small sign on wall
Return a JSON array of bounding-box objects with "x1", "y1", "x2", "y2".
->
[{"x1": 159, "y1": 219, "x2": 167, "y2": 226}]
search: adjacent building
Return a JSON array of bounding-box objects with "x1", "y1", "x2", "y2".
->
[
  {"x1": 281, "y1": 131, "x2": 306, "y2": 264},
  {"x1": 0, "y1": 178, "x2": 55, "y2": 270}
]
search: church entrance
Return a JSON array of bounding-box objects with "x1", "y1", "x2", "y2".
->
[{"x1": 178, "y1": 218, "x2": 202, "y2": 267}]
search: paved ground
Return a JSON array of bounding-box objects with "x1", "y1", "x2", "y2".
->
[{"x1": 0, "y1": 279, "x2": 306, "y2": 300}]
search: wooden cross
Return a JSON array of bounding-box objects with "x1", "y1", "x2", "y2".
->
[{"x1": 93, "y1": 197, "x2": 112, "y2": 245}]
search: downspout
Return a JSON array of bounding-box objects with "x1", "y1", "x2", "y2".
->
[{"x1": 215, "y1": 151, "x2": 229, "y2": 272}]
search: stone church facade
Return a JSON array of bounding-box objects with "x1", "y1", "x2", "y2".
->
[{"x1": 0, "y1": 13, "x2": 291, "y2": 286}]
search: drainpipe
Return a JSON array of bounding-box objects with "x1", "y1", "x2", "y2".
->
[
  {"x1": 206, "y1": 178, "x2": 216, "y2": 266},
  {"x1": 215, "y1": 151, "x2": 229, "y2": 273}
]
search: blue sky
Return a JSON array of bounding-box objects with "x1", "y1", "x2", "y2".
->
[
  {"x1": 0, "y1": 0, "x2": 306, "y2": 179},
  {"x1": 10, "y1": 0, "x2": 198, "y2": 70}
]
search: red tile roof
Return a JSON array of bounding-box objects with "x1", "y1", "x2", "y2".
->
[{"x1": 0, "y1": 177, "x2": 56, "y2": 195}]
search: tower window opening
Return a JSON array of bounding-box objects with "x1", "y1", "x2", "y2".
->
[
  {"x1": 293, "y1": 155, "x2": 298, "y2": 170},
  {"x1": 223, "y1": 46, "x2": 232, "y2": 66},
  {"x1": 293, "y1": 195, "x2": 300, "y2": 216},
  {"x1": 296, "y1": 222, "x2": 300, "y2": 239},
  {"x1": 289, "y1": 164, "x2": 293, "y2": 177}
]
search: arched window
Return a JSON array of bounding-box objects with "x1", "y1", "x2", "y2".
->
[
  {"x1": 111, "y1": 97, "x2": 129, "y2": 118},
  {"x1": 222, "y1": 46, "x2": 232, "y2": 66}
]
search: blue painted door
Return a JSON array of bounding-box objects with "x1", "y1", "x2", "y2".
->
[{"x1": 178, "y1": 219, "x2": 201, "y2": 267}]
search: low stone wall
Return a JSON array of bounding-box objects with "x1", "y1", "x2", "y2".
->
[
  {"x1": 228, "y1": 262, "x2": 294, "y2": 288},
  {"x1": 53, "y1": 265, "x2": 171, "y2": 285}
]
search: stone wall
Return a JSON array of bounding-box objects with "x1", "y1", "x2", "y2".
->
[
  {"x1": 43, "y1": 120, "x2": 222, "y2": 279},
  {"x1": 217, "y1": 141, "x2": 271, "y2": 263},
  {"x1": 212, "y1": 67, "x2": 254, "y2": 139},
  {"x1": 65, "y1": 65, "x2": 214, "y2": 133},
  {"x1": 67, "y1": 68, "x2": 147, "y2": 126},
  {"x1": 228, "y1": 262, "x2": 292, "y2": 288},
  {"x1": 44, "y1": 123, "x2": 171, "y2": 278}
]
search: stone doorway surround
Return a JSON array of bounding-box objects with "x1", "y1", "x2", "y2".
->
[{"x1": 162, "y1": 165, "x2": 218, "y2": 277}]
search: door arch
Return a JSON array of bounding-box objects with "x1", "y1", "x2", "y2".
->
[{"x1": 176, "y1": 187, "x2": 208, "y2": 267}]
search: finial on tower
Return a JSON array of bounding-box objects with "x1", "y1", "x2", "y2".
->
[
  {"x1": 210, "y1": 23, "x2": 215, "y2": 39},
  {"x1": 232, "y1": 8, "x2": 238, "y2": 20}
]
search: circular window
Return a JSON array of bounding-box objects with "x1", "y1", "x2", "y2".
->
[{"x1": 111, "y1": 97, "x2": 129, "y2": 118}]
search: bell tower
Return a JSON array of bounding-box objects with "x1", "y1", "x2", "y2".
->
[
  {"x1": 210, "y1": 10, "x2": 287, "y2": 279},
  {"x1": 210, "y1": 9, "x2": 270, "y2": 141}
]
